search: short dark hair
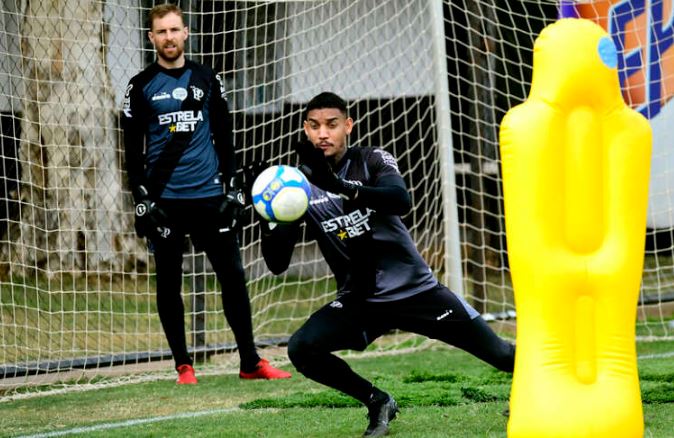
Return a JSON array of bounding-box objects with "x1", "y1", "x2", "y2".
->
[
  {"x1": 148, "y1": 4, "x2": 184, "y2": 30},
  {"x1": 304, "y1": 92, "x2": 348, "y2": 120}
]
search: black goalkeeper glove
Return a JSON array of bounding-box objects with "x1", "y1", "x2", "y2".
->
[
  {"x1": 242, "y1": 161, "x2": 268, "y2": 200},
  {"x1": 218, "y1": 177, "x2": 246, "y2": 231},
  {"x1": 293, "y1": 140, "x2": 359, "y2": 200},
  {"x1": 243, "y1": 162, "x2": 282, "y2": 234},
  {"x1": 134, "y1": 185, "x2": 171, "y2": 240}
]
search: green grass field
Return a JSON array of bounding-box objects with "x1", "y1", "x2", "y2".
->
[
  {"x1": 1, "y1": 261, "x2": 673, "y2": 437},
  {"x1": 1, "y1": 341, "x2": 672, "y2": 438}
]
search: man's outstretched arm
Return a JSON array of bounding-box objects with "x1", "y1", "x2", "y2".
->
[{"x1": 260, "y1": 221, "x2": 302, "y2": 275}]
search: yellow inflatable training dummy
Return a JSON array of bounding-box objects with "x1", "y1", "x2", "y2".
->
[{"x1": 500, "y1": 18, "x2": 651, "y2": 438}]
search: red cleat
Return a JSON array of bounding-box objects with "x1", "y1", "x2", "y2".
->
[
  {"x1": 239, "y1": 358, "x2": 292, "y2": 380},
  {"x1": 176, "y1": 364, "x2": 198, "y2": 385}
]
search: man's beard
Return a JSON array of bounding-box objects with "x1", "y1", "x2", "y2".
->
[{"x1": 157, "y1": 44, "x2": 183, "y2": 63}]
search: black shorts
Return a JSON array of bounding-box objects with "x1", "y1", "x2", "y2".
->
[
  {"x1": 296, "y1": 283, "x2": 479, "y2": 352},
  {"x1": 292, "y1": 284, "x2": 515, "y2": 372},
  {"x1": 150, "y1": 195, "x2": 247, "y2": 297},
  {"x1": 154, "y1": 195, "x2": 228, "y2": 252}
]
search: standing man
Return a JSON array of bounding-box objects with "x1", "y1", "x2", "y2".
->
[
  {"x1": 122, "y1": 4, "x2": 290, "y2": 384},
  {"x1": 259, "y1": 92, "x2": 514, "y2": 436}
]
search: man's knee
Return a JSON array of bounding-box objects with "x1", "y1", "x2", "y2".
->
[{"x1": 287, "y1": 330, "x2": 316, "y2": 370}]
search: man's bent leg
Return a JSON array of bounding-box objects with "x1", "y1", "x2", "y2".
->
[
  {"x1": 447, "y1": 315, "x2": 515, "y2": 372},
  {"x1": 287, "y1": 299, "x2": 385, "y2": 404},
  {"x1": 392, "y1": 285, "x2": 515, "y2": 372},
  {"x1": 288, "y1": 299, "x2": 399, "y2": 436}
]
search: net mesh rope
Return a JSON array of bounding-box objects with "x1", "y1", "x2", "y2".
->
[{"x1": 0, "y1": 0, "x2": 671, "y2": 398}]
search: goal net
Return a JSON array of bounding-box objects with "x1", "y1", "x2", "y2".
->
[{"x1": 0, "y1": 0, "x2": 672, "y2": 398}]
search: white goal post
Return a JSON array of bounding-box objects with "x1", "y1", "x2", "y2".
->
[{"x1": 0, "y1": 0, "x2": 672, "y2": 398}]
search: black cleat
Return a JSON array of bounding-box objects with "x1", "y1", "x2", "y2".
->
[{"x1": 364, "y1": 395, "x2": 399, "y2": 437}]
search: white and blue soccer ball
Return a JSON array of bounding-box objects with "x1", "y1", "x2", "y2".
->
[{"x1": 251, "y1": 165, "x2": 311, "y2": 223}]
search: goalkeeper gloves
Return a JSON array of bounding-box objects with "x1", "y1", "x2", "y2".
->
[
  {"x1": 134, "y1": 185, "x2": 171, "y2": 240},
  {"x1": 218, "y1": 177, "x2": 246, "y2": 231},
  {"x1": 293, "y1": 140, "x2": 359, "y2": 200},
  {"x1": 242, "y1": 161, "x2": 268, "y2": 200},
  {"x1": 242, "y1": 162, "x2": 284, "y2": 235}
]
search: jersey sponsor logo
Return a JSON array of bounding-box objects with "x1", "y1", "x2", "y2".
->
[
  {"x1": 321, "y1": 208, "x2": 374, "y2": 239},
  {"x1": 329, "y1": 300, "x2": 343, "y2": 309},
  {"x1": 158, "y1": 110, "x2": 204, "y2": 133},
  {"x1": 122, "y1": 84, "x2": 133, "y2": 118},
  {"x1": 190, "y1": 85, "x2": 204, "y2": 101},
  {"x1": 151, "y1": 91, "x2": 171, "y2": 101},
  {"x1": 373, "y1": 149, "x2": 400, "y2": 173},
  {"x1": 172, "y1": 87, "x2": 188, "y2": 101}
]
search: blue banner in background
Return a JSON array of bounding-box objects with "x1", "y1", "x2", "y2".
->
[{"x1": 554, "y1": 0, "x2": 674, "y2": 229}]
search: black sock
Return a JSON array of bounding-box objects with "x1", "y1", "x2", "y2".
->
[
  {"x1": 367, "y1": 387, "x2": 390, "y2": 406},
  {"x1": 240, "y1": 354, "x2": 262, "y2": 373}
]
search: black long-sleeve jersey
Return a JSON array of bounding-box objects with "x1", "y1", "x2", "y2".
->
[
  {"x1": 122, "y1": 60, "x2": 235, "y2": 201},
  {"x1": 262, "y1": 146, "x2": 440, "y2": 303}
]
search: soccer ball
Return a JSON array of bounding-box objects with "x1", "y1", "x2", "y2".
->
[{"x1": 251, "y1": 165, "x2": 311, "y2": 223}]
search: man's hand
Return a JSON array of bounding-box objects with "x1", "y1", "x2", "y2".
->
[
  {"x1": 242, "y1": 161, "x2": 268, "y2": 200},
  {"x1": 293, "y1": 140, "x2": 358, "y2": 200},
  {"x1": 134, "y1": 186, "x2": 171, "y2": 239},
  {"x1": 242, "y1": 162, "x2": 282, "y2": 234},
  {"x1": 219, "y1": 188, "x2": 246, "y2": 231}
]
